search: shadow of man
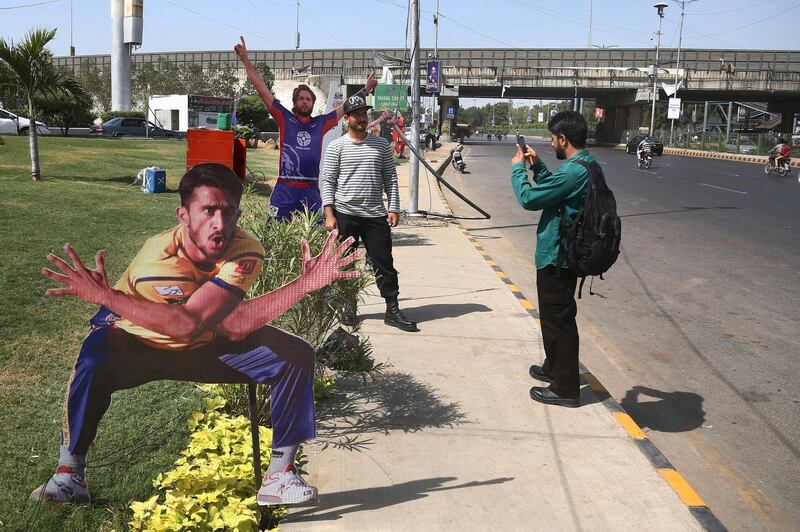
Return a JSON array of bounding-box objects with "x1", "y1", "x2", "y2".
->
[{"x1": 620, "y1": 385, "x2": 705, "y2": 433}]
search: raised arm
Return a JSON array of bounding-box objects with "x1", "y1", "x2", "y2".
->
[
  {"x1": 235, "y1": 36, "x2": 275, "y2": 110},
  {"x1": 335, "y1": 72, "x2": 378, "y2": 121},
  {"x1": 42, "y1": 245, "x2": 241, "y2": 343},
  {"x1": 216, "y1": 231, "x2": 362, "y2": 340}
]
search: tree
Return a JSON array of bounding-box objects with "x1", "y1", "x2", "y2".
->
[
  {"x1": 241, "y1": 62, "x2": 274, "y2": 96},
  {"x1": 235, "y1": 95, "x2": 276, "y2": 131},
  {"x1": 0, "y1": 28, "x2": 87, "y2": 180},
  {"x1": 75, "y1": 58, "x2": 111, "y2": 114},
  {"x1": 38, "y1": 82, "x2": 93, "y2": 136}
]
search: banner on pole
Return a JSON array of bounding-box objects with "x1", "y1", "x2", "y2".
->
[
  {"x1": 426, "y1": 60, "x2": 441, "y2": 94},
  {"x1": 668, "y1": 97, "x2": 681, "y2": 120}
]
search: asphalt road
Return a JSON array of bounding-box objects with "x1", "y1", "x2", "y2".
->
[{"x1": 436, "y1": 138, "x2": 800, "y2": 532}]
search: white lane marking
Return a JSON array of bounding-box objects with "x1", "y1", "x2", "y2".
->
[
  {"x1": 698, "y1": 182, "x2": 748, "y2": 195},
  {"x1": 634, "y1": 168, "x2": 658, "y2": 175}
]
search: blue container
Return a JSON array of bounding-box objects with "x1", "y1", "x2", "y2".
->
[{"x1": 143, "y1": 167, "x2": 166, "y2": 193}]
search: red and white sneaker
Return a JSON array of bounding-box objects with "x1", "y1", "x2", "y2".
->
[
  {"x1": 30, "y1": 465, "x2": 90, "y2": 505},
  {"x1": 257, "y1": 465, "x2": 318, "y2": 506}
]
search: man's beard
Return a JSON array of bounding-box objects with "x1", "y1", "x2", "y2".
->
[
  {"x1": 294, "y1": 107, "x2": 312, "y2": 118},
  {"x1": 554, "y1": 145, "x2": 567, "y2": 160},
  {"x1": 186, "y1": 224, "x2": 226, "y2": 261}
]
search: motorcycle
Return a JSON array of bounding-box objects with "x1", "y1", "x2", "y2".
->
[
  {"x1": 637, "y1": 150, "x2": 653, "y2": 169},
  {"x1": 451, "y1": 147, "x2": 466, "y2": 173},
  {"x1": 764, "y1": 158, "x2": 790, "y2": 177}
]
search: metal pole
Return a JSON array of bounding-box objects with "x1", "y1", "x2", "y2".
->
[
  {"x1": 702, "y1": 100, "x2": 709, "y2": 148},
  {"x1": 433, "y1": 0, "x2": 439, "y2": 136},
  {"x1": 725, "y1": 100, "x2": 733, "y2": 143},
  {"x1": 69, "y1": 0, "x2": 75, "y2": 56},
  {"x1": 248, "y1": 384, "x2": 262, "y2": 490},
  {"x1": 588, "y1": 0, "x2": 593, "y2": 47},
  {"x1": 110, "y1": 0, "x2": 131, "y2": 111},
  {"x1": 408, "y1": 0, "x2": 421, "y2": 216},
  {"x1": 649, "y1": 9, "x2": 665, "y2": 136},
  {"x1": 295, "y1": 0, "x2": 300, "y2": 49},
  {"x1": 669, "y1": 0, "x2": 696, "y2": 146}
]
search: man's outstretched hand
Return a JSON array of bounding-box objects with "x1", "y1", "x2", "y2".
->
[
  {"x1": 299, "y1": 230, "x2": 362, "y2": 293},
  {"x1": 42, "y1": 244, "x2": 111, "y2": 306},
  {"x1": 364, "y1": 71, "x2": 378, "y2": 95},
  {"x1": 234, "y1": 35, "x2": 249, "y2": 63}
]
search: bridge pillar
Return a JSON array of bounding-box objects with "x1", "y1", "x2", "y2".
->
[
  {"x1": 766, "y1": 100, "x2": 800, "y2": 135},
  {"x1": 437, "y1": 94, "x2": 459, "y2": 142},
  {"x1": 601, "y1": 103, "x2": 648, "y2": 143}
]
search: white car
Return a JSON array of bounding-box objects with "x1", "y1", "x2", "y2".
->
[{"x1": 0, "y1": 107, "x2": 51, "y2": 135}]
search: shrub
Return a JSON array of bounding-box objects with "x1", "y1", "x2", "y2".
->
[{"x1": 128, "y1": 395, "x2": 285, "y2": 531}]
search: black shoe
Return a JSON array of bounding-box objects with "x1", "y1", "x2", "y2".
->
[
  {"x1": 529, "y1": 386, "x2": 580, "y2": 408},
  {"x1": 528, "y1": 365, "x2": 553, "y2": 383},
  {"x1": 384, "y1": 300, "x2": 418, "y2": 332}
]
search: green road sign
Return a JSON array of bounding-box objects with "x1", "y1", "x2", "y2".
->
[{"x1": 373, "y1": 84, "x2": 409, "y2": 112}]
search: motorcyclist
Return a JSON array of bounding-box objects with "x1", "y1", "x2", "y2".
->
[
  {"x1": 770, "y1": 138, "x2": 790, "y2": 169},
  {"x1": 637, "y1": 136, "x2": 653, "y2": 166},
  {"x1": 451, "y1": 143, "x2": 466, "y2": 172}
]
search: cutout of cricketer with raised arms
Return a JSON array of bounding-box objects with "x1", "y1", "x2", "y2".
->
[
  {"x1": 234, "y1": 36, "x2": 377, "y2": 221},
  {"x1": 31, "y1": 163, "x2": 361, "y2": 506}
]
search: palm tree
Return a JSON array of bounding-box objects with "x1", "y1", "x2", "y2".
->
[{"x1": 0, "y1": 28, "x2": 86, "y2": 181}]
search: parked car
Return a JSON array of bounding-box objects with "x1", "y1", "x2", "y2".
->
[
  {"x1": 725, "y1": 136, "x2": 758, "y2": 154},
  {"x1": 89, "y1": 117, "x2": 176, "y2": 137},
  {"x1": 0, "y1": 107, "x2": 51, "y2": 135},
  {"x1": 403, "y1": 126, "x2": 427, "y2": 144},
  {"x1": 626, "y1": 134, "x2": 664, "y2": 155}
]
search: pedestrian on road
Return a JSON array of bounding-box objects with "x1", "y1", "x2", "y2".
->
[
  {"x1": 510, "y1": 111, "x2": 592, "y2": 407},
  {"x1": 321, "y1": 94, "x2": 418, "y2": 332},
  {"x1": 235, "y1": 36, "x2": 377, "y2": 221},
  {"x1": 31, "y1": 163, "x2": 361, "y2": 506}
]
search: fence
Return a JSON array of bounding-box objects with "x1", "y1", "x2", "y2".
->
[{"x1": 619, "y1": 129, "x2": 799, "y2": 157}]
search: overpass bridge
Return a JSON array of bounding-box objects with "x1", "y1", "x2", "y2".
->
[{"x1": 56, "y1": 47, "x2": 800, "y2": 139}]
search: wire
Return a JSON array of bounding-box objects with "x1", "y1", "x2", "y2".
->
[
  {"x1": 687, "y1": 0, "x2": 778, "y2": 15},
  {"x1": 686, "y1": 3, "x2": 800, "y2": 38},
  {"x1": 0, "y1": 0, "x2": 61, "y2": 9},
  {"x1": 299, "y1": 3, "x2": 344, "y2": 46},
  {"x1": 249, "y1": 0, "x2": 292, "y2": 47},
  {"x1": 163, "y1": 0, "x2": 285, "y2": 47},
  {"x1": 437, "y1": 11, "x2": 516, "y2": 48}
]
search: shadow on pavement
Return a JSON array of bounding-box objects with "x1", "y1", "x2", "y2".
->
[
  {"x1": 286, "y1": 476, "x2": 514, "y2": 523},
  {"x1": 620, "y1": 385, "x2": 705, "y2": 433},
  {"x1": 359, "y1": 302, "x2": 492, "y2": 324},
  {"x1": 391, "y1": 231, "x2": 433, "y2": 247},
  {"x1": 315, "y1": 371, "x2": 469, "y2": 449}
]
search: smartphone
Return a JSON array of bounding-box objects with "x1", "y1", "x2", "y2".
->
[{"x1": 516, "y1": 135, "x2": 527, "y2": 153}]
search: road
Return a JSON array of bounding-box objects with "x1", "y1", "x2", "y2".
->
[{"x1": 436, "y1": 138, "x2": 800, "y2": 531}]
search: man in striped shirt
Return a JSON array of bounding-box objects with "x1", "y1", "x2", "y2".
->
[{"x1": 321, "y1": 95, "x2": 418, "y2": 332}]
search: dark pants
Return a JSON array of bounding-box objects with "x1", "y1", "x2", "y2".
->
[
  {"x1": 62, "y1": 319, "x2": 316, "y2": 455},
  {"x1": 537, "y1": 266, "x2": 580, "y2": 398},
  {"x1": 335, "y1": 211, "x2": 399, "y2": 300}
]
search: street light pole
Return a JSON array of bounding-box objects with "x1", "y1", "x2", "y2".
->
[
  {"x1": 668, "y1": 0, "x2": 698, "y2": 146},
  {"x1": 649, "y1": 3, "x2": 668, "y2": 136},
  {"x1": 408, "y1": 0, "x2": 421, "y2": 216}
]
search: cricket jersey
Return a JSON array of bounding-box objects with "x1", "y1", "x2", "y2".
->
[
  {"x1": 108, "y1": 225, "x2": 265, "y2": 350},
  {"x1": 268, "y1": 100, "x2": 339, "y2": 219}
]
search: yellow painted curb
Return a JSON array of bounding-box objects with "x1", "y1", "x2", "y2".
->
[
  {"x1": 519, "y1": 299, "x2": 535, "y2": 310},
  {"x1": 612, "y1": 412, "x2": 647, "y2": 440},
  {"x1": 658, "y1": 469, "x2": 707, "y2": 507}
]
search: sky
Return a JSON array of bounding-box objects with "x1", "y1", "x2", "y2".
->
[{"x1": 2, "y1": 0, "x2": 798, "y2": 108}]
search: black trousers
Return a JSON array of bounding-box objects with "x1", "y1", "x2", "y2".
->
[
  {"x1": 536, "y1": 266, "x2": 580, "y2": 398},
  {"x1": 335, "y1": 211, "x2": 399, "y2": 300}
]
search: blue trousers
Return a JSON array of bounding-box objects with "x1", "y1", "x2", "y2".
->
[{"x1": 62, "y1": 315, "x2": 316, "y2": 455}]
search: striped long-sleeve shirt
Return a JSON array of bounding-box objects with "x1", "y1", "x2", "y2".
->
[{"x1": 321, "y1": 134, "x2": 400, "y2": 217}]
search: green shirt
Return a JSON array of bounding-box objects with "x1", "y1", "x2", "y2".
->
[{"x1": 510, "y1": 150, "x2": 591, "y2": 269}]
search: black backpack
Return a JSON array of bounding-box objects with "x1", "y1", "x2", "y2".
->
[{"x1": 559, "y1": 159, "x2": 621, "y2": 297}]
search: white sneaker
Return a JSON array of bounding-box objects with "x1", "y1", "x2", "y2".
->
[
  {"x1": 257, "y1": 466, "x2": 318, "y2": 506},
  {"x1": 30, "y1": 465, "x2": 90, "y2": 505}
]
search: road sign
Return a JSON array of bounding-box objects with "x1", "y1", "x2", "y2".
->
[
  {"x1": 668, "y1": 97, "x2": 681, "y2": 120},
  {"x1": 374, "y1": 84, "x2": 408, "y2": 112}
]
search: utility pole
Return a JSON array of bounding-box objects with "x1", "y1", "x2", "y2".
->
[
  {"x1": 649, "y1": 3, "x2": 668, "y2": 136},
  {"x1": 295, "y1": 0, "x2": 300, "y2": 49},
  {"x1": 432, "y1": 0, "x2": 440, "y2": 135},
  {"x1": 110, "y1": 0, "x2": 131, "y2": 111},
  {"x1": 588, "y1": 0, "x2": 593, "y2": 47},
  {"x1": 668, "y1": 0, "x2": 697, "y2": 146},
  {"x1": 408, "y1": 0, "x2": 421, "y2": 216},
  {"x1": 69, "y1": 0, "x2": 75, "y2": 56}
]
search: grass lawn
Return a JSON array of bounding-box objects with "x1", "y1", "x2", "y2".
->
[{"x1": 0, "y1": 135, "x2": 277, "y2": 530}]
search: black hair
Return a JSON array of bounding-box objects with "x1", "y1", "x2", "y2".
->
[
  {"x1": 778, "y1": 137, "x2": 786, "y2": 144},
  {"x1": 547, "y1": 111, "x2": 588, "y2": 149},
  {"x1": 179, "y1": 163, "x2": 243, "y2": 207},
  {"x1": 292, "y1": 84, "x2": 317, "y2": 105}
]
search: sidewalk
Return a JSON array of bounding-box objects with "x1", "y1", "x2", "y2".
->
[{"x1": 281, "y1": 145, "x2": 708, "y2": 531}]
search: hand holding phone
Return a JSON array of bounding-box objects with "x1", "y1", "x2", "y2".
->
[{"x1": 516, "y1": 135, "x2": 527, "y2": 154}]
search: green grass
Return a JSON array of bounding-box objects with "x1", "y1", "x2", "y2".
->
[{"x1": 0, "y1": 136, "x2": 277, "y2": 530}]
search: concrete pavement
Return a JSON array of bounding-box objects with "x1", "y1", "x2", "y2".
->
[{"x1": 281, "y1": 145, "x2": 718, "y2": 531}]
